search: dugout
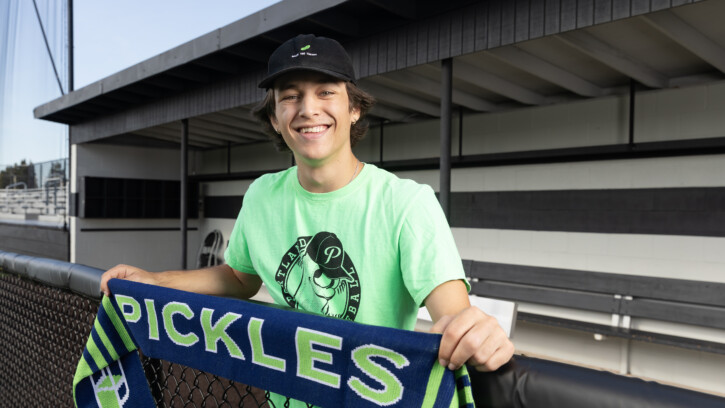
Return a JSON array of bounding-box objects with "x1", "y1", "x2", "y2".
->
[{"x1": 35, "y1": 0, "x2": 725, "y2": 396}]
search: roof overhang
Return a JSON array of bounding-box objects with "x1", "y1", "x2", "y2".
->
[{"x1": 35, "y1": 0, "x2": 724, "y2": 149}]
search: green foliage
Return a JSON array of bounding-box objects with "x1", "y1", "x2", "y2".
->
[{"x1": 0, "y1": 160, "x2": 34, "y2": 189}]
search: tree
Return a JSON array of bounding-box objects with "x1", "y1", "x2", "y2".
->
[{"x1": 0, "y1": 160, "x2": 35, "y2": 189}]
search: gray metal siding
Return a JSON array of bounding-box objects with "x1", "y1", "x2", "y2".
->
[{"x1": 347, "y1": 0, "x2": 702, "y2": 74}]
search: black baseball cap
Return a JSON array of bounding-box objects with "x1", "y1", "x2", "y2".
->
[{"x1": 258, "y1": 34, "x2": 356, "y2": 89}]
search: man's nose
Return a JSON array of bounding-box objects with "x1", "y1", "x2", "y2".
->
[{"x1": 298, "y1": 94, "x2": 320, "y2": 117}]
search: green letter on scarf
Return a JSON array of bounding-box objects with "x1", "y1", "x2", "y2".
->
[
  {"x1": 163, "y1": 301, "x2": 199, "y2": 346},
  {"x1": 348, "y1": 344, "x2": 409, "y2": 405}
]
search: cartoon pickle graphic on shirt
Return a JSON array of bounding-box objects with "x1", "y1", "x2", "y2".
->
[{"x1": 275, "y1": 232, "x2": 361, "y2": 320}]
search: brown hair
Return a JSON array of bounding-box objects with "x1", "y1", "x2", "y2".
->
[{"x1": 251, "y1": 82, "x2": 376, "y2": 152}]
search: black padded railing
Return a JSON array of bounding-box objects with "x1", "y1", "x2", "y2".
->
[{"x1": 1, "y1": 249, "x2": 724, "y2": 408}]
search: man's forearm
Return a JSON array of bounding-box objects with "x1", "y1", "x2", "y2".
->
[{"x1": 153, "y1": 264, "x2": 261, "y2": 299}]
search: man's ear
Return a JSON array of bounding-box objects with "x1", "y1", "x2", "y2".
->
[
  {"x1": 270, "y1": 115, "x2": 279, "y2": 132},
  {"x1": 350, "y1": 107, "x2": 361, "y2": 124}
]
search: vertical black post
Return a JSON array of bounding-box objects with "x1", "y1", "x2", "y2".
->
[
  {"x1": 458, "y1": 108, "x2": 463, "y2": 158},
  {"x1": 439, "y1": 58, "x2": 453, "y2": 220},
  {"x1": 66, "y1": 0, "x2": 73, "y2": 259},
  {"x1": 629, "y1": 79, "x2": 636, "y2": 148},
  {"x1": 379, "y1": 120, "x2": 384, "y2": 165},
  {"x1": 67, "y1": 0, "x2": 73, "y2": 92},
  {"x1": 227, "y1": 141, "x2": 231, "y2": 174},
  {"x1": 180, "y1": 119, "x2": 189, "y2": 269}
]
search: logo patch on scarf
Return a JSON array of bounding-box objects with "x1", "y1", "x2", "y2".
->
[
  {"x1": 275, "y1": 231, "x2": 361, "y2": 320},
  {"x1": 91, "y1": 364, "x2": 130, "y2": 407}
]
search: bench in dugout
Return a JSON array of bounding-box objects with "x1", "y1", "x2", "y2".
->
[{"x1": 464, "y1": 260, "x2": 725, "y2": 355}]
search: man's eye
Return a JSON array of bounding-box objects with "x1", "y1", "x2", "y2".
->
[{"x1": 320, "y1": 90, "x2": 335, "y2": 96}]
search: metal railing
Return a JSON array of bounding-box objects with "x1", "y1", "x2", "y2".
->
[
  {"x1": 0, "y1": 158, "x2": 68, "y2": 190},
  {"x1": 1, "y1": 249, "x2": 724, "y2": 408}
]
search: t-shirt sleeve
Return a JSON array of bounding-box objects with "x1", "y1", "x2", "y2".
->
[
  {"x1": 223, "y1": 185, "x2": 258, "y2": 275},
  {"x1": 399, "y1": 185, "x2": 469, "y2": 307}
]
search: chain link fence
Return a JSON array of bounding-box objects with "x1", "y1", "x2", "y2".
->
[
  {"x1": 0, "y1": 272, "x2": 294, "y2": 407},
  {"x1": 0, "y1": 158, "x2": 68, "y2": 190}
]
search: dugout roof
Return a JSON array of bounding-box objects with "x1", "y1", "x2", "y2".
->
[{"x1": 35, "y1": 0, "x2": 725, "y2": 150}]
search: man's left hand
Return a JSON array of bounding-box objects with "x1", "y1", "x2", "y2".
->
[{"x1": 431, "y1": 306, "x2": 514, "y2": 371}]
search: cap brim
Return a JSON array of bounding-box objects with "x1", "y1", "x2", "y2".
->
[{"x1": 258, "y1": 66, "x2": 354, "y2": 89}]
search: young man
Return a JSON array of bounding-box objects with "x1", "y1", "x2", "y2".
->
[{"x1": 101, "y1": 34, "x2": 513, "y2": 385}]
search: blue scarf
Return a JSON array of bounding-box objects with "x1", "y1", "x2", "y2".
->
[{"x1": 74, "y1": 279, "x2": 475, "y2": 408}]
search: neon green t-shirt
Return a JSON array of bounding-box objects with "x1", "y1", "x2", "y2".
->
[{"x1": 225, "y1": 163, "x2": 467, "y2": 332}]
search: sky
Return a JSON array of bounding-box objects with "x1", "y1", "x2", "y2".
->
[{"x1": 0, "y1": 0, "x2": 281, "y2": 168}]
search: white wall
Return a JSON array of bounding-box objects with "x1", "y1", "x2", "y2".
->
[{"x1": 73, "y1": 143, "x2": 199, "y2": 271}]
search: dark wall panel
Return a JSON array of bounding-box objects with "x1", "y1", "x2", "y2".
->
[
  {"x1": 200, "y1": 187, "x2": 725, "y2": 237},
  {"x1": 631, "y1": 0, "x2": 652, "y2": 15},
  {"x1": 204, "y1": 195, "x2": 243, "y2": 219},
  {"x1": 544, "y1": 0, "x2": 561, "y2": 35},
  {"x1": 449, "y1": 187, "x2": 725, "y2": 237},
  {"x1": 81, "y1": 177, "x2": 198, "y2": 219},
  {"x1": 594, "y1": 0, "x2": 613, "y2": 24},
  {"x1": 515, "y1": 0, "x2": 530, "y2": 43},
  {"x1": 560, "y1": 0, "x2": 577, "y2": 31},
  {"x1": 577, "y1": 0, "x2": 595, "y2": 28},
  {"x1": 529, "y1": 0, "x2": 545, "y2": 39}
]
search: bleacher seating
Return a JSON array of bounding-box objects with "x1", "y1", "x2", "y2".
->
[{"x1": 0, "y1": 187, "x2": 67, "y2": 217}]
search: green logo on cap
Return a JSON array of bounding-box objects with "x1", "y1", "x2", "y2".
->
[{"x1": 301, "y1": 45, "x2": 311, "y2": 51}]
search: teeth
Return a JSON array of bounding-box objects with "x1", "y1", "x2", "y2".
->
[{"x1": 299, "y1": 126, "x2": 326, "y2": 133}]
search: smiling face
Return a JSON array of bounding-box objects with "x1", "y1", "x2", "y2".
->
[{"x1": 270, "y1": 71, "x2": 360, "y2": 166}]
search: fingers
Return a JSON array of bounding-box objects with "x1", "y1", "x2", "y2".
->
[
  {"x1": 100, "y1": 264, "x2": 147, "y2": 297},
  {"x1": 430, "y1": 314, "x2": 454, "y2": 335},
  {"x1": 468, "y1": 328, "x2": 515, "y2": 372},
  {"x1": 433, "y1": 307, "x2": 514, "y2": 372}
]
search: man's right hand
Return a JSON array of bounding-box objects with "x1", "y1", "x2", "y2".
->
[{"x1": 100, "y1": 264, "x2": 157, "y2": 297}]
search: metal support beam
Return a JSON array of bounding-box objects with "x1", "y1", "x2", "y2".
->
[
  {"x1": 359, "y1": 81, "x2": 442, "y2": 117},
  {"x1": 180, "y1": 119, "x2": 189, "y2": 269},
  {"x1": 557, "y1": 31, "x2": 668, "y2": 89},
  {"x1": 629, "y1": 79, "x2": 636, "y2": 148},
  {"x1": 371, "y1": 71, "x2": 498, "y2": 112},
  {"x1": 379, "y1": 120, "x2": 384, "y2": 164},
  {"x1": 458, "y1": 108, "x2": 463, "y2": 158},
  {"x1": 642, "y1": 11, "x2": 725, "y2": 75},
  {"x1": 440, "y1": 58, "x2": 453, "y2": 220},
  {"x1": 227, "y1": 142, "x2": 232, "y2": 174},
  {"x1": 453, "y1": 60, "x2": 545, "y2": 105},
  {"x1": 488, "y1": 46, "x2": 603, "y2": 97},
  {"x1": 66, "y1": 0, "x2": 73, "y2": 262},
  {"x1": 67, "y1": 0, "x2": 73, "y2": 92}
]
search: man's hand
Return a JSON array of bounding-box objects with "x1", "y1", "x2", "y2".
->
[
  {"x1": 430, "y1": 306, "x2": 514, "y2": 371},
  {"x1": 100, "y1": 264, "x2": 157, "y2": 296},
  {"x1": 425, "y1": 280, "x2": 514, "y2": 372}
]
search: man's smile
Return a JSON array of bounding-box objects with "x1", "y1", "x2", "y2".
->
[{"x1": 294, "y1": 124, "x2": 331, "y2": 139}]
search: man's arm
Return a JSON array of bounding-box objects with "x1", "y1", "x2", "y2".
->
[
  {"x1": 100, "y1": 263, "x2": 262, "y2": 299},
  {"x1": 425, "y1": 280, "x2": 514, "y2": 372}
]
